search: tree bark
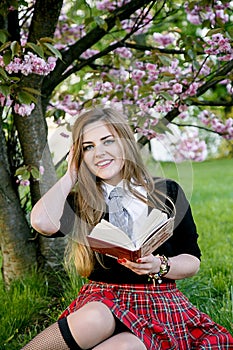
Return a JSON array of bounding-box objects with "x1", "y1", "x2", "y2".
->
[
  {"x1": 0, "y1": 1, "x2": 65, "y2": 284},
  {"x1": 0, "y1": 113, "x2": 37, "y2": 285}
]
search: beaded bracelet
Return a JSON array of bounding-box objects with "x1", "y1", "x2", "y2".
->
[{"x1": 148, "y1": 255, "x2": 170, "y2": 286}]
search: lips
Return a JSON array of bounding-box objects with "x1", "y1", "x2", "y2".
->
[{"x1": 96, "y1": 159, "x2": 113, "y2": 167}]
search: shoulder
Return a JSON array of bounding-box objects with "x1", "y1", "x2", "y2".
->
[{"x1": 153, "y1": 177, "x2": 181, "y2": 202}]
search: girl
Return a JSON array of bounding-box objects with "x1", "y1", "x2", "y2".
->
[{"x1": 22, "y1": 107, "x2": 233, "y2": 349}]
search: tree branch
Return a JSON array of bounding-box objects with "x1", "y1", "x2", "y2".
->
[
  {"x1": 124, "y1": 41, "x2": 185, "y2": 55},
  {"x1": 42, "y1": 0, "x2": 155, "y2": 95},
  {"x1": 138, "y1": 59, "x2": 233, "y2": 146},
  {"x1": 196, "y1": 59, "x2": 233, "y2": 97},
  {"x1": 191, "y1": 99, "x2": 233, "y2": 107},
  {"x1": 170, "y1": 121, "x2": 224, "y2": 136}
]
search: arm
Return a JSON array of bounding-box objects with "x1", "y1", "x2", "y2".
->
[
  {"x1": 119, "y1": 180, "x2": 201, "y2": 280},
  {"x1": 120, "y1": 253, "x2": 200, "y2": 280},
  {"x1": 30, "y1": 149, "x2": 77, "y2": 235}
]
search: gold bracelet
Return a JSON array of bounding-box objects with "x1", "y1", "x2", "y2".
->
[{"x1": 148, "y1": 255, "x2": 170, "y2": 286}]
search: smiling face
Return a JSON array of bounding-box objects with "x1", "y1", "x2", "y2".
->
[{"x1": 82, "y1": 120, "x2": 125, "y2": 185}]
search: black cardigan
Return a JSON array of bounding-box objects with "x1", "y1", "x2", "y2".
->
[{"x1": 50, "y1": 178, "x2": 201, "y2": 284}]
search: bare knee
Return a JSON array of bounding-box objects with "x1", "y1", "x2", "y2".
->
[
  {"x1": 116, "y1": 333, "x2": 146, "y2": 350},
  {"x1": 67, "y1": 302, "x2": 116, "y2": 348},
  {"x1": 94, "y1": 332, "x2": 146, "y2": 350}
]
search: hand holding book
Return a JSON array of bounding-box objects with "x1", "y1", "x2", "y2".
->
[{"x1": 87, "y1": 208, "x2": 174, "y2": 261}]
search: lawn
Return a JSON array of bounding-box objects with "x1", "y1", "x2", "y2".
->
[{"x1": 0, "y1": 158, "x2": 233, "y2": 349}]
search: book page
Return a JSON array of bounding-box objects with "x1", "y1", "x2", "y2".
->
[
  {"x1": 132, "y1": 209, "x2": 167, "y2": 247},
  {"x1": 89, "y1": 220, "x2": 135, "y2": 249},
  {"x1": 89, "y1": 208, "x2": 168, "y2": 250}
]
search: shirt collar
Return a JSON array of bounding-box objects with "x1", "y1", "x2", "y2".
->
[
  {"x1": 102, "y1": 180, "x2": 147, "y2": 200},
  {"x1": 102, "y1": 180, "x2": 124, "y2": 199}
]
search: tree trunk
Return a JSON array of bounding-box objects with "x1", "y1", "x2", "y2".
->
[
  {"x1": 0, "y1": 115, "x2": 37, "y2": 285},
  {"x1": 14, "y1": 91, "x2": 67, "y2": 272}
]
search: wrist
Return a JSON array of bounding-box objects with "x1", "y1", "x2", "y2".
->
[
  {"x1": 61, "y1": 172, "x2": 76, "y2": 194},
  {"x1": 148, "y1": 255, "x2": 170, "y2": 285},
  {"x1": 64, "y1": 170, "x2": 77, "y2": 188}
]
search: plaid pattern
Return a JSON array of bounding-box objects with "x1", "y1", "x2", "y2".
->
[{"x1": 59, "y1": 282, "x2": 233, "y2": 349}]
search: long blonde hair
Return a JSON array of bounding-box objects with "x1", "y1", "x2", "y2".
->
[{"x1": 65, "y1": 107, "x2": 169, "y2": 277}]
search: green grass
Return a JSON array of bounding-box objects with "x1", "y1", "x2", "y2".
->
[
  {"x1": 149, "y1": 158, "x2": 233, "y2": 331},
  {"x1": 1, "y1": 158, "x2": 233, "y2": 349}
]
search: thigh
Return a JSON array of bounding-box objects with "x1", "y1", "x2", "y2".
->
[
  {"x1": 67, "y1": 301, "x2": 116, "y2": 348},
  {"x1": 93, "y1": 331, "x2": 147, "y2": 350}
]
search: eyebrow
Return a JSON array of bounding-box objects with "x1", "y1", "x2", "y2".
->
[{"x1": 82, "y1": 134, "x2": 114, "y2": 145}]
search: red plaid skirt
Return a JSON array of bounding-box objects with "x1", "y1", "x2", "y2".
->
[{"x1": 59, "y1": 281, "x2": 233, "y2": 350}]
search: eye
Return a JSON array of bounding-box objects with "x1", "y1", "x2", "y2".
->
[
  {"x1": 83, "y1": 144, "x2": 94, "y2": 151},
  {"x1": 104, "y1": 138, "x2": 115, "y2": 145}
]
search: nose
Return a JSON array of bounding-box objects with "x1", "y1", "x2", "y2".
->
[{"x1": 94, "y1": 143, "x2": 106, "y2": 157}]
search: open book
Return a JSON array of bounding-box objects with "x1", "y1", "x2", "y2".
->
[{"x1": 87, "y1": 208, "x2": 174, "y2": 261}]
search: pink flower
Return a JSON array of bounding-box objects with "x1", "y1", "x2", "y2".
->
[
  {"x1": 19, "y1": 179, "x2": 30, "y2": 186},
  {"x1": 39, "y1": 166, "x2": 45, "y2": 175},
  {"x1": 187, "y1": 14, "x2": 201, "y2": 25},
  {"x1": 114, "y1": 47, "x2": 132, "y2": 59},
  {"x1": 0, "y1": 93, "x2": 5, "y2": 106},
  {"x1": 80, "y1": 49, "x2": 99, "y2": 59},
  {"x1": 14, "y1": 103, "x2": 35, "y2": 117},
  {"x1": 173, "y1": 83, "x2": 183, "y2": 94},
  {"x1": 153, "y1": 32, "x2": 175, "y2": 47}
]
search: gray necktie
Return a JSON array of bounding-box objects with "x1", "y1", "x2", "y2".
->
[{"x1": 108, "y1": 187, "x2": 133, "y2": 239}]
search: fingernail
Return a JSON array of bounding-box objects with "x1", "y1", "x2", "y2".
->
[
  {"x1": 122, "y1": 258, "x2": 127, "y2": 263},
  {"x1": 137, "y1": 259, "x2": 142, "y2": 263},
  {"x1": 117, "y1": 259, "x2": 123, "y2": 264}
]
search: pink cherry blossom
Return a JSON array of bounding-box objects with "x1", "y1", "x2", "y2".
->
[
  {"x1": 173, "y1": 83, "x2": 183, "y2": 94},
  {"x1": 19, "y1": 179, "x2": 30, "y2": 186},
  {"x1": 153, "y1": 32, "x2": 175, "y2": 47},
  {"x1": 5, "y1": 53, "x2": 57, "y2": 76},
  {"x1": 114, "y1": 47, "x2": 132, "y2": 59},
  {"x1": 39, "y1": 166, "x2": 45, "y2": 175},
  {"x1": 14, "y1": 103, "x2": 35, "y2": 117},
  {"x1": 0, "y1": 93, "x2": 5, "y2": 106}
]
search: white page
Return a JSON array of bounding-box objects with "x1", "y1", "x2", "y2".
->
[
  {"x1": 89, "y1": 220, "x2": 135, "y2": 249},
  {"x1": 89, "y1": 208, "x2": 168, "y2": 250}
]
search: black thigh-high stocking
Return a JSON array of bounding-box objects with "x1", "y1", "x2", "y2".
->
[{"x1": 21, "y1": 318, "x2": 85, "y2": 350}]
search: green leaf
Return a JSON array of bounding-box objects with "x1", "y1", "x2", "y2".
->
[
  {"x1": 206, "y1": 28, "x2": 223, "y2": 37},
  {"x1": 94, "y1": 16, "x2": 108, "y2": 31},
  {"x1": 15, "y1": 166, "x2": 30, "y2": 180},
  {"x1": 0, "y1": 29, "x2": 9, "y2": 44},
  {"x1": 0, "y1": 84, "x2": 10, "y2": 96},
  {"x1": 15, "y1": 166, "x2": 28, "y2": 176},
  {"x1": 39, "y1": 37, "x2": 55, "y2": 44},
  {"x1": 0, "y1": 67, "x2": 9, "y2": 81},
  {"x1": 159, "y1": 92, "x2": 174, "y2": 101},
  {"x1": 21, "y1": 87, "x2": 41, "y2": 96},
  {"x1": 157, "y1": 55, "x2": 171, "y2": 65},
  {"x1": 115, "y1": 16, "x2": 122, "y2": 30},
  {"x1": 0, "y1": 41, "x2": 11, "y2": 52},
  {"x1": 10, "y1": 41, "x2": 21, "y2": 57},
  {"x1": 3, "y1": 51, "x2": 11, "y2": 65},
  {"x1": 26, "y1": 42, "x2": 44, "y2": 58},
  {"x1": 154, "y1": 120, "x2": 173, "y2": 134},
  {"x1": 17, "y1": 91, "x2": 37, "y2": 104},
  {"x1": 53, "y1": 109, "x2": 66, "y2": 120},
  {"x1": 226, "y1": 26, "x2": 233, "y2": 39},
  {"x1": 30, "y1": 166, "x2": 40, "y2": 179},
  {"x1": 42, "y1": 42, "x2": 62, "y2": 60},
  {"x1": 84, "y1": 16, "x2": 94, "y2": 26},
  {"x1": 187, "y1": 49, "x2": 196, "y2": 60}
]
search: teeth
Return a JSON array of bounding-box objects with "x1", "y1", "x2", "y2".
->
[{"x1": 97, "y1": 160, "x2": 111, "y2": 166}]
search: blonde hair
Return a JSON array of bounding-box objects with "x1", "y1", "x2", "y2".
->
[{"x1": 65, "y1": 107, "x2": 169, "y2": 277}]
